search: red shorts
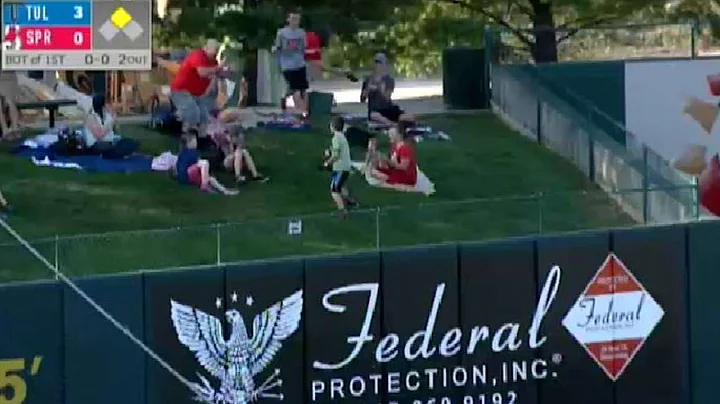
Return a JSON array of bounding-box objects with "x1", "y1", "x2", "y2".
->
[
  {"x1": 378, "y1": 167, "x2": 416, "y2": 186},
  {"x1": 187, "y1": 164, "x2": 202, "y2": 186}
]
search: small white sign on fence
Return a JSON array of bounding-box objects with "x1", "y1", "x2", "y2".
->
[{"x1": 287, "y1": 219, "x2": 303, "y2": 236}]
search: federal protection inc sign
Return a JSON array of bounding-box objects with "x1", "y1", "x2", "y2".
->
[{"x1": 562, "y1": 253, "x2": 665, "y2": 380}]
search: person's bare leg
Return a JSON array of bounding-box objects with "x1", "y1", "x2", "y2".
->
[
  {"x1": 300, "y1": 91, "x2": 308, "y2": 115},
  {"x1": 209, "y1": 177, "x2": 239, "y2": 195},
  {"x1": 0, "y1": 107, "x2": 10, "y2": 138},
  {"x1": 370, "y1": 112, "x2": 395, "y2": 126},
  {"x1": 239, "y1": 149, "x2": 268, "y2": 182},
  {"x1": 7, "y1": 100, "x2": 20, "y2": 131},
  {"x1": 240, "y1": 149, "x2": 259, "y2": 177},
  {"x1": 292, "y1": 91, "x2": 306, "y2": 115},
  {"x1": 340, "y1": 186, "x2": 358, "y2": 208},
  {"x1": 370, "y1": 168, "x2": 389, "y2": 182},
  {"x1": 232, "y1": 149, "x2": 246, "y2": 182},
  {"x1": 331, "y1": 191, "x2": 345, "y2": 210},
  {"x1": 197, "y1": 160, "x2": 211, "y2": 189}
]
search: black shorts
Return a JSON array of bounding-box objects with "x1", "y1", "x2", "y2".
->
[
  {"x1": 369, "y1": 104, "x2": 404, "y2": 122},
  {"x1": 330, "y1": 170, "x2": 350, "y2": 193},
  {"x1": 283, "y1": 67, "x2": 309, "y2": 92}
]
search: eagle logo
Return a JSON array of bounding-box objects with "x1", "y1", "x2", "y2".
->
[{"x1": 170, "y1": 290, "x2": 303, "y2": 404}]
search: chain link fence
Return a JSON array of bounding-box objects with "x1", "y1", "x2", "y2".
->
[
  {"x1": 0, "y1": 188, "x2": 700, "y2": 283},
  {"x1": 486, "y1": 23, "x2": 702, "y2": 228}
]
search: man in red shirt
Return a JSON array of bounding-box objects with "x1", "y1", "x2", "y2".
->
[
  {"x1": 373, "y1": 123, "x2": 418, "y2": 186},
  {"x1": 170, "y1": 39, "x2": 221, "y2": 135}
]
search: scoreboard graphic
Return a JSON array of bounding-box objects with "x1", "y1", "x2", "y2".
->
[{"x1": 1, "y1": 0, "x2": 151, "y2": 70}]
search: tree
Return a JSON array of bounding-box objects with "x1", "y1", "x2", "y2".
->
[
  {"x1": 433, "y1": 0, "x2": 666, "y2": 62},
  {"x1": 324, "y1": 0, "x2": 485, "y2": 77}
]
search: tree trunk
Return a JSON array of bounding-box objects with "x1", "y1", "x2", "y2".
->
[
  {"x1": 530, "y1": 1, "x2": 558, "y2": 63},
  {"x1": 243, "y1": 51, "x2": 258, "y2": 106},
  {"x1": 244, "y1": 0, "x2": 258, "y2": 106}
]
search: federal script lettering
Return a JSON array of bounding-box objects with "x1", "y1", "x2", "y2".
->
[
  {"x1": 577, "y1": 292, "x2": 646, "y2": 329},
  {"x1": 310, "y1": 266, "x2": 564, "y2": 402}
]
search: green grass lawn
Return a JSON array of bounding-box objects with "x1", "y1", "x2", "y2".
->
[{"x1": 0, "y1": 113, "x2": 632, "y2": 282}]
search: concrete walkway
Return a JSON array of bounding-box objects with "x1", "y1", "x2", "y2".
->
[
  {"x1": 18, "y1": 76, "x2": 474, "y2": 130},
  {"x1": 311, "y1": 79, "x2": 442, "y2": 104},
  {"x1": 21, "y1": 95, "x2": 475, "y2": 130}
]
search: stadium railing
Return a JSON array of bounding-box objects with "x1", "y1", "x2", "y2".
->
[{"x1": 484, "y1": 25, "x2": 700, "y2": 226}]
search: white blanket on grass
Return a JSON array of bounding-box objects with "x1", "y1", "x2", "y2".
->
[{"x1": 351, "y1": 161, "x2": 435, "y2": 196}]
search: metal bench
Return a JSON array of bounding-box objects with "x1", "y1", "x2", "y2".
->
[{"x1": 17, "y1": 99, "x2": 78, "y2": 128}]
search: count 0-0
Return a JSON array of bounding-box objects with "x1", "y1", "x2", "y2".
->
[{"x1": 85, "y1": 53, "x2": 110, "y2": 65}]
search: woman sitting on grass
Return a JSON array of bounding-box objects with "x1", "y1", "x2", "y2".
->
[
  {"x1": 83, "y1": 94, "x2": 139, "y2": 158},
  {"x1": 175, "y1": 132, "x2": 238, "y2": 195}
]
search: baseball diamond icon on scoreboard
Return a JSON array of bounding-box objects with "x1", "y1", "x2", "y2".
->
[{"x1": 98, "y1": 7, "x2": 142, "y2": 41}]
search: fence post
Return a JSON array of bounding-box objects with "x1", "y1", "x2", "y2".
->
[
  {"x1": 54, "y1": 234, "x2": 59, "y2": 280},
  {"x1": 691, "y1": 21, "x2": 698, "y2": 59},
  {"x1": 537, "y1": 192, "x2": 544, "y2": 234},
  {"x1": 642, "y1": 146, "x2": 649, "y2": 224},
  {"x1": 483, "y1": 25, "x2": 492, "y2": 109},
  {"x1": 375, "y1": 207, "x2": 381, "y2": 250},
  {"x1": 215, "y1": 224, "x2": 221, "y2": 266},
  {"x1": 694, "y1": 176, "x2": 701, "y2": 220},
  {"x1": 536, "y1": 98, "x2": 543, "y2": 145}
]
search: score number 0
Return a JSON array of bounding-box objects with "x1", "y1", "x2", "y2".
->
[{"x1": 72, "y1": 5, "x2": 85, "y2": 46}]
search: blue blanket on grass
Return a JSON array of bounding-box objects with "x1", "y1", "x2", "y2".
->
[
  {"x1": 256, "y1": 113, "x2": 311, "y2": 132},
  {"x1": 15, "y1": 146, "x2": 152, "y2": 173}
]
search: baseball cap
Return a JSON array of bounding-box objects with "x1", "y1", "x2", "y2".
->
[{"x1": 374, "y1": 53, "x2": 387, "y2": 64}]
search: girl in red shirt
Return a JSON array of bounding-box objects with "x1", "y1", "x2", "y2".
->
[{"x1": 373, "y1": 124, "x2": 418, "y2": 186}]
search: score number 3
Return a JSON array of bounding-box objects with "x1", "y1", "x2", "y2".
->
[
  {"x1": 0, "y1": 357, "x2": 42, "y2": 404},
  {"x1": 73, "y1": 6, "x2": 83, "y2": 19}
]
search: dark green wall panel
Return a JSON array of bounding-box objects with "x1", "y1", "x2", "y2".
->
[
  {"x1": 63, "y1": 274, "x2": 145, "y2": 404},
  {"x1": 0, "y1": 281, "x2": 63, "y2": 404},
  {"x1": 686, "y1": 221, "x2": 720, "y2": 404}
]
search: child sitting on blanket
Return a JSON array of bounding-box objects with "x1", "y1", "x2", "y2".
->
[{"x1": 175, "y1": 132, "x2": 238, "y2": 195}]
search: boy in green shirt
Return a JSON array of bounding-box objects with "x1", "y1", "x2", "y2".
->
[{"x1": 323, "y1": 116, "x2": 358, "y2": 217}]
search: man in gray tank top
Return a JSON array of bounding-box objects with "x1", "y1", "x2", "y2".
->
[{"x1": 273, "y1": 11, "x2": 308, "y2": 116}]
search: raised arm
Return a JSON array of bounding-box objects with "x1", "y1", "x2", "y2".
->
[
  {"x1": 271, "y1": 30, "x2": 283, "y2": 53},
  {"x1": 85, "y1": 114, "x2": 108, "y2": 140}
]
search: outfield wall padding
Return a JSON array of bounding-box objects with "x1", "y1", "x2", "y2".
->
[{"x1": 5, "y1": 221, "x2": 720, "y2": 404}]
